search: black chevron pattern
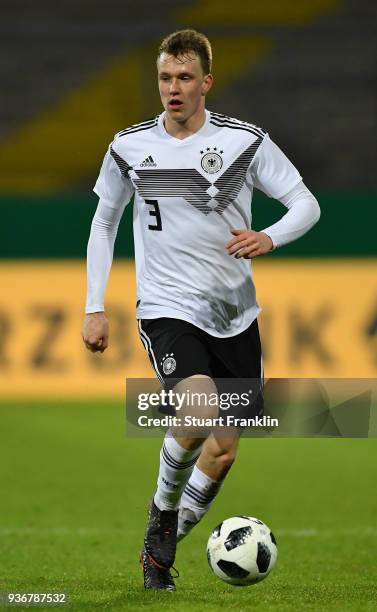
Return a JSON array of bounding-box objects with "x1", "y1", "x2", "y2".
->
[
  {"x1": 133, "y1": 138, "x2": 263, "y2": 216},
  {"x1": 134, "y1": 169, "x2": 213, "y2": 215},
  {"x1": 212, "y1": 138, "x2": 263, "y2": 214},
  {"x1": 112, "y1": 135, "x2": 263, "y2": 216}
]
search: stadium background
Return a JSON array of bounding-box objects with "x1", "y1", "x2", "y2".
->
[
  {"x1": 1, "y1": 1, "x2": 376, "y2": 609},
  {"x1": 1, "y1": 0, "x2": 376, "y2": 397}
]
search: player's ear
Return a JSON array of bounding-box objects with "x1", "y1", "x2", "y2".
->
[{"x1": 202, "y1": 73, "x2": 213, "y2": 96}]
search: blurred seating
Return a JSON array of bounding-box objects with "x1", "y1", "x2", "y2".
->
[{"x1": 0, "y1": 0, "x2": 374, "y2": 192}]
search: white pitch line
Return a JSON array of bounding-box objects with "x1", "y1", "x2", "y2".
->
[
  {"x1": 277, "y1": 529, "x2": 319, "y2": 537},
  {"x1": 277, "y1": 527, "x2": 377, "y2": 537},
  {"x1": 0, "y1": 527, "x2": 114, "y2": 536},
  {"x1": 0, "y1": 527, "x2": 376, "y2": 537}
]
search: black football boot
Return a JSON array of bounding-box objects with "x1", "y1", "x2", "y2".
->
[{"x1": 141, "y1": 498, "x2": 179, "y2": 590}]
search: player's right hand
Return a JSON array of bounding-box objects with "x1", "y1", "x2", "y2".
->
[{"x1": 82, "y1": 312, "x2": 109, "y2": 353}]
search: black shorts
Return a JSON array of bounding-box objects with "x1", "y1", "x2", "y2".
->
[{"x1": 138, "y1": 317, "x2": 263, "y2": 417}]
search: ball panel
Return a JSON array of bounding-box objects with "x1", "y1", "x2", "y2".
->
[
  {"x1": 211, "y1": 521, "x2": 223, "y2": 539},
  {"x1": 224, "y1": 525, "x2": 253, "y2": 551},
  {"x1": 256, "y1": 541, "x2": 271, "y2": 573},
  {"x1": 217, "y1": 559, "x2": 250, "y2": 580}
]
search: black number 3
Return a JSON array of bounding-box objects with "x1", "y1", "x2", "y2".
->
[{"x1": 146, "y1": 199, "x2": 162, "y2": 231}]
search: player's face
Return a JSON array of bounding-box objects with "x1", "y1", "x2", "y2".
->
[{"x1": 157, "y1": 52, "x2": 212, "y2": 123}]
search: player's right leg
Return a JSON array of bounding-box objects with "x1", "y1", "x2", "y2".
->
[
  {"x1": 142, "y1": 375, "x2": 217, "y2": 590},
  {"x1": 138, "y1": 319, "x2": 217, "y2": 590}
]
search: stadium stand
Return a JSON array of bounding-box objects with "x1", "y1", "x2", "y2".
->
[{"x1": 0, "y1": 0, "x2": 375, "y2": 192}]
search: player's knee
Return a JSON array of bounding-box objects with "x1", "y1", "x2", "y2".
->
[{"x1": 174, "y1": 374, "x2": 219, "y2": 420}]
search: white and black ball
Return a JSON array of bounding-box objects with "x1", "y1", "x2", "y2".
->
[{"x1": 206, "y1": 516, "x2": 277, "y2": 586}]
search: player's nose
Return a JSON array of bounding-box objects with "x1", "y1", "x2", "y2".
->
[{"x1": 169, "y1": 78, "x2": 181, "y2": 93}]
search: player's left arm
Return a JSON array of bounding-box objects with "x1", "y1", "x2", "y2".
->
[
  {"x1": 227, "y1": 181, "x2": 320, "y2": 258},
  {"x1": 227, "y1": 134, "x2": 320, "y2": 259}
]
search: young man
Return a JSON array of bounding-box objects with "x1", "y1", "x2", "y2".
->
[{"x1": 82, "y1": 30, "x2": 320, "y2": 591}]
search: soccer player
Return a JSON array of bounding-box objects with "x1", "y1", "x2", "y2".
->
[{"x1": 82, "y1": 30, "x2": 320, "y2": 591}]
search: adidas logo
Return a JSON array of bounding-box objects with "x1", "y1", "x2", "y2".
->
[{"x1": 140, "y1": 155, "x2": 157, "y2": 167}]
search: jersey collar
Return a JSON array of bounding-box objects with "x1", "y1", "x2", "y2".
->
[{"x1": 158, "y1": 109, "x2": 210, "y2": 144}]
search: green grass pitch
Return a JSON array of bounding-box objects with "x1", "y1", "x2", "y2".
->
[{"x1": 0, "y1": 400, "x2": 376, "y2": 611}]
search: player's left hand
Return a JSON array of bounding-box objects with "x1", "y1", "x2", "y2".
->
[{"x1": 226, "y1": 229, "x2": 273, "y2": 259}]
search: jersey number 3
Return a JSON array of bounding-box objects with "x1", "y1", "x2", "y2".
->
[{"x1": 146, "y1": 199, "x2": 162, "y2": 231}]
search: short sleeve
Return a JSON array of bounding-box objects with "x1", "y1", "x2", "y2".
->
[
  {"x1": 250, "y1": 134, "x2": 302, "y2": 200},
  {"x1": 93, "y1": 144, "x2": 135, "y2": 207}
]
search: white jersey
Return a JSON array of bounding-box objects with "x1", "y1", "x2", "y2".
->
[{"x1": 93, "y1": 109, "x2": 302, "y2": 337}]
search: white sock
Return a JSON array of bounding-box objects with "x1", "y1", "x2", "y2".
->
[
  {"x1": 177, "y1": 465, "x2": 223, "y2": 540},
  {"x1": 154, "y1": 434, "x2": 202, "y2": 511}
]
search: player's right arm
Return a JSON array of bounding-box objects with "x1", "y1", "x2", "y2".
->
[{"x1": 82, "y1": 142, "x2": 134, "y2": 353}]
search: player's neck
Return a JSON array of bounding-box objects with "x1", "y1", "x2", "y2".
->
[{"x1": 164, "y1": 108, "x2": 206, "y2": 140}]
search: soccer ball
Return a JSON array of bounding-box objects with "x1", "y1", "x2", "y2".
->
[{"x1": 206, "y1": 516, "x2": 277, "y2": 586}]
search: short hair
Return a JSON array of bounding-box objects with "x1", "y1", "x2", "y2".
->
[{"x1": 158, "y1": 29, "x2": 212, "y2": 75}]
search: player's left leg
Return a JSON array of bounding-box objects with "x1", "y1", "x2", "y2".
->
[
  {"x1": 139, "y1": 319, "x2": 220, "y2": 589},
  {"x1": 177, "y1": 317, "x2": 263, "y2": 540},
  {"x1": 177, "y1": 431, "x2": 240, "y2": 540}
]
